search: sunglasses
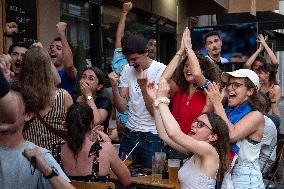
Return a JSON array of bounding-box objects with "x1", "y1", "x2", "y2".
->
[{"x1": 192, "y1": 118, "x2": 213, "y2": 131}]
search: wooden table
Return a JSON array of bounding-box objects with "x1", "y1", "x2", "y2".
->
[
  {"x1": 130, "y1": 175, "x2": 179, "y2": 189},
  {"x1": 110, "y1": 172, "x2": 180, "y2": 189}
]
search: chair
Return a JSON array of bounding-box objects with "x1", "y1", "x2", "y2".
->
[{"x1": 71, "y1": 181, "x2": 115, "y2": 189}]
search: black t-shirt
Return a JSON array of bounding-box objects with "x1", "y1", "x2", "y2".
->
[{"x1": 95, "y1": 96, "x2": 112, "y2": 134}]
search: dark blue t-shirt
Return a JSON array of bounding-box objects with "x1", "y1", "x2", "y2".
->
[
  {"x1": 58, "y1": 68, "x2": 76, "y2": 96},
  {"x1": 94, "y1": 96, "x2": 112, "y2": 134}
]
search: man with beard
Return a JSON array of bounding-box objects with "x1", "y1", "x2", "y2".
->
[
  {"x1": 204, "y1": 31, "x2": 228, "y2": 70},
  {"x1": 49, "y1": 22, "x2": 77, "y2": 96}
]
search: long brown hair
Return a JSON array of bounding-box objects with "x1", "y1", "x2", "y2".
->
[
  {"x1": 19, "y1": 47, "x2": 55, "y2": 110},
  {"x1": 65, "y1": 102, "x2": 94, "y2": 157},
  {"x1": 203, "y1": 112, "x2": 230, "y2": 181},
  {"x1": 243, "y1": 78, "x2": 266, "y2": 113},
  {"x1": 173, "y1": 53, "x2": 222, "y2": 93}
]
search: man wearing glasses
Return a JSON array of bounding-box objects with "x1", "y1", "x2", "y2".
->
[
  {"x1": 109, "y1": 33, "x2": 166, "y2": 169},
  {"x1": 0, "y1": 70, "x2": 74, "y2": 189}
]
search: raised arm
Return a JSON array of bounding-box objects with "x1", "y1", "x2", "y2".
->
[
  {"x1": 205, "y1": 82, "x2": 264, "y2": 143},
  {"x1": 56, "y1": 22, "x2": 77, "y2": 80},
  {"x1": 154, "y1": 77, "x2": 216, "y2": 157},
  {"x1": 137, "y1": 70, "x2": 155, "y2": 116},
  {"x1": 183, "y1": 27, "x2": 206, "y2": 86},
  {"x1": 258, "y1": 34, "x2": 278, "y2": 65},
  {"x1": 79, "y1": 81, "x2": 110, "y2": 125},
  {"x1": 146, "y1": 82, "x2": 187, "y2": 153},
  {"x1": 243, "y1": 36, "x2": 264, "y2": 69},
  {"x1": 115, "y1": 2, "x2": 132, "y2": 48},
  {"x1": 4, "y1": 22, "x2": 17, "y2": 54},
  {"x1": 108, "y1": 72, "x2": 128, "y2": 113}
]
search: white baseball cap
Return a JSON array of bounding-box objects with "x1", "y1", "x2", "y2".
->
[{"x1": 221, "y1": 69, "x2": 260, "y2": 90}]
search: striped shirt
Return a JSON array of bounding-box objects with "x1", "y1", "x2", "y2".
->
[{"x1": 24, "y1": 89, "x2": 66, "y2": 150}]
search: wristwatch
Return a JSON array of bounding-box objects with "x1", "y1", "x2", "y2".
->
[
  {"x1": 153, "y1": 97, "x2": 170, "y2": 107},
  {"x1": 86, "y1": 95, "x2": 93, "y2": 101},
  {"x1": 44, "y1": 166, "x2": 59, "y2": 179}
]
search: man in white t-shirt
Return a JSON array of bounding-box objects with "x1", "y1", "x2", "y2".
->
[
  {"x1": 109, "y1": 33, "x2": 166, "y2": 168},
  {"x1": 204, "y1": 31, "x2": 229, "y2": 70},
  {"x1": 259, "y1": 115, "x2": 278, "y2": 174}
]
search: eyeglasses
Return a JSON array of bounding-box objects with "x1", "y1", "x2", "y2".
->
[
  {"x1": 225, "y1": 82, "x2": 247, "y2": 90},
  {"x1": 192, "y1": 118, "x2": 213, "y2": 131}
]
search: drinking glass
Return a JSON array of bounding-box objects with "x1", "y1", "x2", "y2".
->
[{"x1": 168, "y1": 159, "x2": 180, "y2": 183}]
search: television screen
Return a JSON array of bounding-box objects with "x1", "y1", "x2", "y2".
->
[{"x1": 191, "y1": 23, "x2": 258, "y2": 62}]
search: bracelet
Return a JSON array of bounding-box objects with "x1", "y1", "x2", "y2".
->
[
  {"x1": 153, "y1": 97, "x2": 170, "y2": 107},
  {"x1": 175, "y1": 53, "x2": 182, "y2": 58},
  {"x1": 193, "y1": 79, "x2": 210, "y2": 91}
]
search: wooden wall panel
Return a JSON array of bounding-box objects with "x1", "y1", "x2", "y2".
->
[{"x1": 229, "y1": 0, "x2": 279, "y2": 13}]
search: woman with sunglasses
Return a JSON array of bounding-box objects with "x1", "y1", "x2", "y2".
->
[
  {"x1": 205, "y1": 69, "x2": 265, "y2": 188},
  {"x1": 147, "y1": 77, "x2": 230, "y2": 189}
]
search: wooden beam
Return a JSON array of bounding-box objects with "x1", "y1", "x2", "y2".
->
[{"x1": 229, "y1": 0, "x2": 279, "y2": 13}]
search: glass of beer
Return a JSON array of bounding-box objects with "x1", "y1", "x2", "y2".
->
[{"x1": 168, "y1": 159, "x2": 180, "y2": 183}]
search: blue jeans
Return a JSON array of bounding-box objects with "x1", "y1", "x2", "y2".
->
[
  {"x1": 232, "y1": 160, "x2": 265, "y2": 189},
  {"x1": 119, "y1": 128, "x2": 164, "y2": 169}
]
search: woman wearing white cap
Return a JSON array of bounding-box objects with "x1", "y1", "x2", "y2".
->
[{"x1": 205, "y1": 69, "x2": 265, "y2": 189}]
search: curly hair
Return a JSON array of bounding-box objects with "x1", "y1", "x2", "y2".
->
[
  {"x1": 65, "y1": 102, "x2": 94, "y2": 157},
  {"x1": 19, "y1": 47, "x2": 55, "y2": 110},
  {"x1": 202, "y1": 112, "x2": 230, "y2": 181},
  {"x1": 173, "y1": 53, "x2": 222, "y2": 93}
]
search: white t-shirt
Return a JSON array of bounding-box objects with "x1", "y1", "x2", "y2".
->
[
  {"x1": 259, "y1": 115, "x2": 277, "y2": 172},
  {"x1": 119, "y1": 60, "x2": 166, "y2": 134},
  {"x1": 205, "y1": 55, "x2": 229, "y2": 64}
]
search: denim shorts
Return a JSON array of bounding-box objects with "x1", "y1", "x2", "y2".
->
[
  {"x1": 119, "y1": 128, "x2": 164, "y2": 168},
  {"x1": 232, "y1": 160, "x2": 265, "y2": 189}
]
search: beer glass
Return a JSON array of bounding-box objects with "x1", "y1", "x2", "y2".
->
[{"x1": 168, "y1": 159, "x2": 180, "y2": 183}]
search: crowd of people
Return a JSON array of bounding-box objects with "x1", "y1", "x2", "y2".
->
[{"x1": 0, "y1": 2, "x2": 283, "y2": 189}]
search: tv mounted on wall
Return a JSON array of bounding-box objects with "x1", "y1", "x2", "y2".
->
[{"x1": 191, "y1": 23, "x2": 258, "y2": 62}]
